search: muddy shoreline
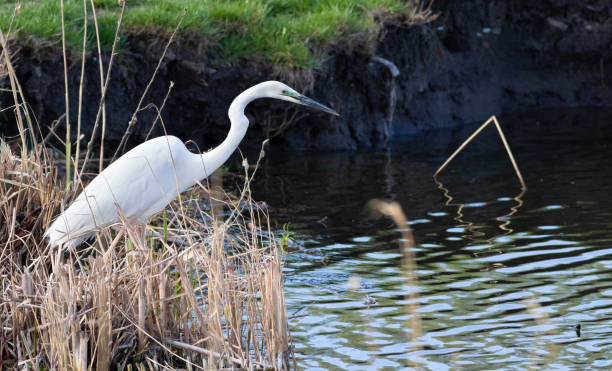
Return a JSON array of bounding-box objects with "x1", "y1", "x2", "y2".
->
[{"x1": 2, "y1": 0, "x2": 610, "y2": 151}]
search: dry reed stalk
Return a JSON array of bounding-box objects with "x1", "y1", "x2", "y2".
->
[
  {"x1": 367, "y1": 200, "x2": 423, "y2": 363},
  {"x1": 260, "y1": 247, "x2": 289, "y2": 368},
  {"x1": 145, "y1": 82, "x2": 176, "y2": 141},
  {"x1": 205, "y1": 228, "x2": 226, "y2": 358},
  {"x1": 59, "y1": 0, "x2": 72, "y2": 190},
  {"x1": 434, "y1": 115, "x2": 526, "y2": 189},
  {"x1": 0, "y1": 29, "x2": 37, "y2": 156},
  {"x1": 80, "y1": 0, "x2": 126, "y2": 175},
  {"x1": 94, "y1": 254, "x2": 112, "y2": 371},
  {"x1": 87, "y1": 0, "x2": 108, "y2": 173},
  {"x1": 0, "y1": 6, "x2": 17, "y2": 81},
  {"x1": 74, "y1": 0, "x2": 88, "y2": 182},
  {"x1": 113, "y1": 9, "x2": 187, "y2": 161}
]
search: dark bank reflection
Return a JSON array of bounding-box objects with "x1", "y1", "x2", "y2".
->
[{"x1": 250, "y1": 109, "x2": 612, "y2": 369}]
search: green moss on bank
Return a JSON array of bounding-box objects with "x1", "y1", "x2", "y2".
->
[{"x1": 0, "y1": 0, "x2": 425, "y2": 69}]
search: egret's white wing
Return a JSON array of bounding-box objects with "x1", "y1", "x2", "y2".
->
[{"x1": 45, "y1": 140, "x2": 183, "y2": 246}]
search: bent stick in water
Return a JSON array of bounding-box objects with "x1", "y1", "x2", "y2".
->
[{"x1": 434, "y1": 115, "x2": 526, "y2": 189}]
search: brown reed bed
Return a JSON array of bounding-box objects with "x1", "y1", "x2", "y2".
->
[
  {"x1": 1, "y1": 142, "x2": 292, "y2": 369},
  {"x1": 1, "y1": 12, "x2": 292, "y2": 370}
]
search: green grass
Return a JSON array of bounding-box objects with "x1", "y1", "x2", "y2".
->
[{"x1": 0, "y1": 0, "x2": 423, "y2": 68}]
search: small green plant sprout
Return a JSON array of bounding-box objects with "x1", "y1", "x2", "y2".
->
[{"x1": 279, "y1": 222, "x2": 296, "y2": 251}]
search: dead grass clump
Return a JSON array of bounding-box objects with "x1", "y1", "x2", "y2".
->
[{"x1": 1, "y1": 142, "x2": 292, "y2": 370}]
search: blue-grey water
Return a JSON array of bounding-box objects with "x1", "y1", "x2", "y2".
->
[{"x1": 251, "y1": 109, "x2": 612, "y2": 370}]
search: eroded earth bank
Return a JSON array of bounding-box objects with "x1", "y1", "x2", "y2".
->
[{"x1": 2, "y1": 0, "x2": 611, "y2": 151}]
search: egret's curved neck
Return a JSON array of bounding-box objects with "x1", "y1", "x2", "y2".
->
[{"x1": 192, "y1": 85, "x2": 263, "y2": 181}]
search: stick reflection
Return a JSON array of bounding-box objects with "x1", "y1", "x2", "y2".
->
[{"x1": 433, "y1": 176, "x2": 526, "y2": 248}]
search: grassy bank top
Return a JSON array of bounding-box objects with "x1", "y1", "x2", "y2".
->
[{"x1": 0, "y1": 0, "x2": 426, "y2": 69}]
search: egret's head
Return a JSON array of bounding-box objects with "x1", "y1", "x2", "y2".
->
[{"x1": 262, "y1": 81, "x2": 339, "y2": 116}]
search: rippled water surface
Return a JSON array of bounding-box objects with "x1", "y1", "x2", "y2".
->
[{"x1": 251, "y1": 110, "x2": 612, "y2": 370}]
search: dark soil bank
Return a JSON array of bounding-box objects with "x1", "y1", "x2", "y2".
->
[{"x1": 2, "y1": 0, "x2": 611, "y2": 151}]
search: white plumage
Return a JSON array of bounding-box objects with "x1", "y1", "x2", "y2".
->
[{"x1": 44, "y1": 81, "x2": 338, "y2": 249}]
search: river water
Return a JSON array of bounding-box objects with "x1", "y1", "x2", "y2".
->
[{"x1": 251, "y1": 109, "x2": 612, "y2": 370}]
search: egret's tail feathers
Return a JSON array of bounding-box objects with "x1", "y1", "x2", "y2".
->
[{"x1": 44, "y1": 219, "x2": 90, "y2": 250}]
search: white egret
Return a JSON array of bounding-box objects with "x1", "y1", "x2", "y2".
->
[{"x1": 45, "y1": 81, "x2": 338, "y2": 249}]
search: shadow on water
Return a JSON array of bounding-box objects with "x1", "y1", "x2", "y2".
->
[{"x1": 251, "y1": 109, "x2": 612, "y2": 370}]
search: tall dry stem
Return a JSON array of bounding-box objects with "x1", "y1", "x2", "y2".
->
[
  {"x1": 74, "y1": 0, "x2": 88, "y2": 182},
  {"x1": 80, "y1": 0, "x2": 126, "y2": 174},
  {"x1": 112, "y1": 9, "x2": 186, "y2": 160},
  {"x1": 87, "y1": 0, "x2": 108, "y2": 172},
  {"x1": 60, "y1": 0, "x2": 71, "y2": 189},
  {"x1": 367, "y1": 200, "x2": 423, "y2": 363}
]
